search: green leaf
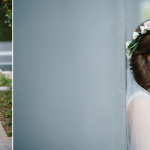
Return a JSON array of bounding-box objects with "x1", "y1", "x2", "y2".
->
[
  {"x1": 129, "y1": 43, "x2": 138, "y2": 55},
  {"x1": 128, "y1": 39, "x2": 138, "y2": 49}
]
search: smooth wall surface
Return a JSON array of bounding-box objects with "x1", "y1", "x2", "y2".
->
[
  {"x1": 126, "y1": 0, "x2": 147, "y2": 67},
  {"x1": 14, "y1": 0, "x2": 126, "y2": 150}
]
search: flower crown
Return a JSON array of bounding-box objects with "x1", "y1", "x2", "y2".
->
[{"x1": 126, "y1": 21, "x2": 150, "y2": 59}]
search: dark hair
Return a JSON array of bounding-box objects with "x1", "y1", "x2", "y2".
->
[{"x1": 129, "y1": 19, "x2": 150, "y2": 90}]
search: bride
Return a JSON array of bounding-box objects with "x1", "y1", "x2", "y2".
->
[{"x1": 126, "y1": 20, "x2": 150, "y2": 150}]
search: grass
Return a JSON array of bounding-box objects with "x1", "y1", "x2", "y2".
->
[{"x1": 0, "y1": 72, "x2": 12, "y2": 137}]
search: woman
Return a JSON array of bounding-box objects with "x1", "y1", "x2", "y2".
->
[{"x1": 126, "y1": 20, "x2": 150, "y2": 150}]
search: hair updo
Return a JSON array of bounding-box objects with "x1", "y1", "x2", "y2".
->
[{"x1": 129, "y1": 19, "x2": 150, "y2": 90}]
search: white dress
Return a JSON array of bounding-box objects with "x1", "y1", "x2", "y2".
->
[{"x1": 126, "y1": 66, "x2": 150, "y2": 150}]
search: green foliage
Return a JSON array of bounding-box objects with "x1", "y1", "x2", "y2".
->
[
  {"x1": 0, "y1": 0, "x2": 12, "y2": 40},
  {"x1": 0, "y1": 73, "x2": 12, "y2": 86},
  {"x1": 2, "y1": 0, "x2": 12, "y2": 29},
  {"x1": 129, "y1": 44, "x2": 138, "y2": 55},
  {"x1": 0, "y1": 72, "x2": 12, "y2": 137},
  {"x1": 7, "y1": 120, "x2": 12, "y2": 126},
  {"x1": 0, "y1": 102, "x2": 4, "y2": 108},
  {"x1": 8, "y1": 131, "x2": 12, "y2": 137},
  {"x1": 0, "y1": 90, "x2": 12, "y2": 113},
  {"x1": 128, "y1": 39, "x2": 138, "y2": 49},
  {"x1": 0, "y1": 69, "x2": 12, "y2": 137},
  {"x1": 2, "y1": 110, "x2": 12, "y2": 117}
]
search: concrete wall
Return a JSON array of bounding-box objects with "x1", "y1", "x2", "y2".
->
[{"x1": 14, "y1": 0, "x2": 128, "y2": 149}]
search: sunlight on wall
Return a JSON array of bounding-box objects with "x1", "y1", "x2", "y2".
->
[{"x1": 141, "y1": 0, "x2": 150, "y2": 21}]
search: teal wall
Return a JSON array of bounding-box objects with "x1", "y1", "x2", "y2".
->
[{"x1": 13, "y1": 0, "x2": 145, "y2": 149}]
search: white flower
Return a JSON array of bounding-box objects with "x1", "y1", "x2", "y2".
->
[
  {"x1": 144, "y1": 21, "x2": 150, "y2": 30},
  {"x1": 140, "y1": 25, "x2": 147, "y2": 34},
  {"x1": 126, "y1": 41, "x2": 132, "y2": 49},
  {"x1": 133, "y1": 31, "x2": 139, "y2": 40},
  {"x1": 126, "y1": 49, "x2": 132, "y2": 59}
]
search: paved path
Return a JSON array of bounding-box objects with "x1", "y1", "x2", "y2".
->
[{"x1": 0, "y1": 121, "x2": 12, "y2": 150}]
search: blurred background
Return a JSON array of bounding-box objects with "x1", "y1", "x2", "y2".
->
[
  {"x1": 0, "y1": 0, "x2": 12, "y2": 147},
  {"x1": 12, "y1": 0, "x2": 150, "y2": 150},
  {"x1": 0, "y1": 0, "x2": 12, "y2": 71}
]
